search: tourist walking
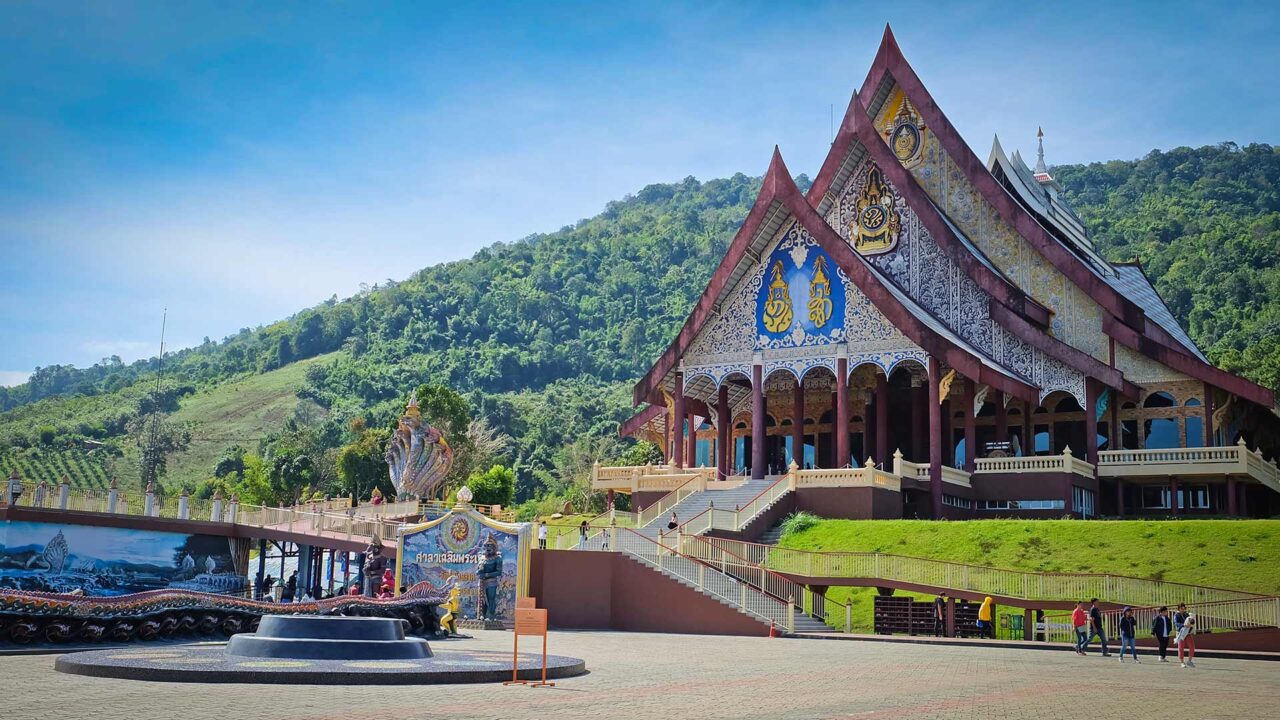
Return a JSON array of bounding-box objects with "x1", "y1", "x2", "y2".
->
[
  {"x1": 283, "y1": 571, "x2": 298, "y2": 602},
  {"x1": 602, "y1": 516, "x2": 614, "y2": 551},
  {"x1": 667, "y1": 511, "x2": 679, "y2": 531},
  {"x1": 538, "y1": 520, "x2": 548, "y2": 550},
  {"x1": 578, "y1": 520, "x2": 589, "y2": 550},
  {"x1": 977, "y1": 596, "x2": 995, "y2": 638},
  {"x1": 1071, "y1": 602, "x2": 1089, "y2": 655},
  {"x1": 1177, "y1": 612, "x2": 1197, "y2": 668},
  {"x1": 259, "y1": 574, "x2": 274, "y2": 600},
  {"x1": 1152, "y1": 606, "x2": 1173, "y2": 662},
  {"x1": 1086, "y1": 597, "x2": 1110, "y2": 656},
  {"x1": 1118, "y1": 607, "x2": 1140, "y2": 663},
  {"x1": 933, "y1": 592, "x2": 947, "y2": 637}
]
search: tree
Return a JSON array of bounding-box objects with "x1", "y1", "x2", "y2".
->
[
  {"x1": 213, "y1": 445, "x2": 247, "y2": 478},
  {"x1": 466, "y1": 464, "x2": 515, "y2": 507},
  {"x1": 128, "y1": 412, "x2": 191, "y2": 490},
  {"x1": 413, "y1": 384, "x2": 470, "y2": 439},
  {"x1": 336, "y1": 425, "x2": 392, "y2": 501}
]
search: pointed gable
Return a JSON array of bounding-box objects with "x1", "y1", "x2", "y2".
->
[
  {"x1": 632, "y1": 149, "x2": 1040, "y2": 408},
  {"x1": 839, "y1": 25, "x2": 1272, "y2": 409}
]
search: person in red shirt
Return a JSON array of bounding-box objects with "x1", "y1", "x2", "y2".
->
[{"x1": 1071, "y1": 602, "x2": 1089, "y2": 655}]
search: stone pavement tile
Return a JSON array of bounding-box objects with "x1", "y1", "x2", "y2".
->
[{"x1": 4, "y1": 630, "x2": 1277, "y2": 720}]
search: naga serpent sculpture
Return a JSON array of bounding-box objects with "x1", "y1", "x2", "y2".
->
[
  {"x1": 384, "y1": 396, "x2": 454, "y2": 499},
  {"x1": 0, "y1": 582, "x2": 449, "y2": 646}
]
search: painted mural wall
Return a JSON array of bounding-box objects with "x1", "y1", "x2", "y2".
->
[
  {"x1": 396, "y1": 508, "x2": 530, "y2": 623},
  {"x1": 0, "y1": 520, "x2": 246, "y2": 596}
]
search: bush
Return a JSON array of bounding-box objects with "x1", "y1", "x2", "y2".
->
[
  {"x1": 780, "y1": 511, "x2": 821, "y2": 538},
  {"x1": 466, "y1": 464, "x2": 516, "y2": 507}
]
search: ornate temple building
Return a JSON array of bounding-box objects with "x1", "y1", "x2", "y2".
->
[{"x1": 607, "y1": 27, "x2": 1280, "y2": 520}]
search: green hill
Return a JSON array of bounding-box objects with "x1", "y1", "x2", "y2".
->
[
  {"x1": 0, "y1": 446, "x2": 112, "y2": 489},
  {"x1": 780, "y1": 518, "x2": 1280, "y2": 630},
  {"x1": 159, "y1": 353, "x2": 337, "y2": 490},
  {"x1": 1, "y1": 143, "x2": 1279, "y2": 503}
]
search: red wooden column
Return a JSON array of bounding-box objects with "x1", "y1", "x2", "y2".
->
[
  {"x1": 1116, "y1": 480, "x2": 1126, "y2": 517},
  {"x1": 673, "y1": 373, "x2": 686, "y2": 468},
  {"x1": 875, "y1": 372, "x2": 889, "y2": 467},
  {"x1": 928, "y1": 357, "x2": 943, "y2": 518},
  {"x1": 912, "y1": 380, "x2": 928, "y2": 461},
  {"x1": 1203, "y1": 382, "x2": 1216, "y2": 446},
  {"x1": 751, "y1": 363, "x2": 766, "y2": 480},
  {"x1": 1109, "y1": 391, "x2": 1120, "y2": 450},
  {"x1": 792, "y1": 379, "x2": 805, "y2": 469},
  {"x1": 1022, "y1": 401, "x2": 1034, "y2": 455},
  {"x1": 717, "y1": 385, "x2": 730, "y2": 480},
  {"x1": 1170, "y1": 476, "x2": 1180, "y2": 516},
  {"x1": 1085, "y1": 379, "x2": 1100, "y2": 467},
  {"x1": 994, "y1": 391, "x2": 1008, "y2": 444},
  {"x1": 1227, "y1": 475, "x2": 1238, "y2": 516},
  {"x1": 686, "y1": 411, "x2": 697, "y2": 468},
  {"x1": 962, "y1": 378, "x2": 976, "y2": 472},
  {"x1": 836, "y1": 358, "x2": 849, "y2": 468}
]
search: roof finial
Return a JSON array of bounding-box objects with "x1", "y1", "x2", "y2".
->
[{"x1": 1034, "y1": 126, "x2": 1048, "y2": 175}]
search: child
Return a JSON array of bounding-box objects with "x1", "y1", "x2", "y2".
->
[
  {"x1": 1177, "y1": 612, "x2": 1197, "y2": 668},
  {"x1": 1118, "y1": 607, "x2": 1140, "y2": 663}
]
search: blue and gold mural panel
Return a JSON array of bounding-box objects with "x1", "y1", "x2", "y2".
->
[
  {"x1": 755, "y1": 230, "x2": 847, "y2": 349},
  {"x1": 0, "y1": 521, "x2": 245, "y2": 597},
  {"x1": 395, "y1": 508, "x2": 530, "y2": 624}
]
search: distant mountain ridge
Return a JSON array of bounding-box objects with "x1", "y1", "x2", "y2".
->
[{"x1": 2, "y1": 142, "x2": 1279, "y2": 498}]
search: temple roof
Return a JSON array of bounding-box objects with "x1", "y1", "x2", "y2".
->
[
  {"x1": 1109, "y1": 263, "x2": 1207, "y2": 363},
  {"x1": 631, "y1": 148, "x2": 1041, "y2": 408}
]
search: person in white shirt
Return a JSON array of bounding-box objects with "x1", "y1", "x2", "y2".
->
[{"x1": 538, "y1": 520, "x2": 548, "y2": 550}]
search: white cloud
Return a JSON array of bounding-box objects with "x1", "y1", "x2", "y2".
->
[{"x1": 0, "y1": 370, "x2": 31, "y2": 387}]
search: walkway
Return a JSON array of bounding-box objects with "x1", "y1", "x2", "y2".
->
[{"x1": 8, "y1": 630, "x2": 1279, "y2": 720}]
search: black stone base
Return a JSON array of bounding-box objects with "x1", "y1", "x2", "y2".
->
[
  {"x1": 54, "y1": 644, "x2": 588, "y2": 684},
  {"x1": 225, "y1": 616, "x2": 431, "y2": 660}
]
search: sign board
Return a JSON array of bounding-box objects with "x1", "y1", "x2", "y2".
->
[
  {"x1": 514, "y1": 608, "x2": 547, "y2": 636},
  {"x1": 504, "y1": 607, "x2": 553, "y2": 688},
  {"x1": 516, "y1": 597, "x2": 537, "y2": 609}
]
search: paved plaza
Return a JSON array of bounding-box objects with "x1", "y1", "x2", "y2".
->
[{"x1": 6, "y1": 630, "x2": 1278, "y2": 720}]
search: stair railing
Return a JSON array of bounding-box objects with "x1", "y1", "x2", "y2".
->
[
  {"x1": 673, "y1": 469, "x2": 797, "y2": 539},
  {"x1": 634, "y1": 474, "x2": 704, "y2": 529},
  {"x1": 615, "y1": 528, "x2": 793, "y2": 631},
  {"x1": 698, "y1": 536, "x2": 1271, "y2": 608},
  {"x1": 680, "y1": 533, "x2": 827, "y2": 628}
]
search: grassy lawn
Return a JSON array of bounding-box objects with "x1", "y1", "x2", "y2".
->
[
  {"x1": 160, "y1": 352, "x2": 340, "y2": 490},
  {"x1": 780, "y1": 519, "x2": 1280, "y2": 595},
  {"x1": 781, "y1": 519, "x2": 1280, "y2": 633}
]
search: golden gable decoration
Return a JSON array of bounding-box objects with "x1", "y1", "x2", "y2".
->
[{"x1": 852, "y1": 164, "x2": 902, "y2": 256}]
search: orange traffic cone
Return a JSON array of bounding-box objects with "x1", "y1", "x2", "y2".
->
[{"x1": 769, "y1": 621, "x2": 778, "y2": 638}]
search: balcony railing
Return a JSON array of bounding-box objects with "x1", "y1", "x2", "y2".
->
[
  {"x1": 974, "y1": 448, "x2": 1094, "y2": 478},
  {"x1": 893, "y1": 454, "x2": 971, "y2": 487},
  {"x1": 1098, "y1": 440, "x2": 1280, "y2": 492}
]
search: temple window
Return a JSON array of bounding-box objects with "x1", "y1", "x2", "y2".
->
[{"x1": 1144, "y1": 417, "x2": 1181, "y2": 449}]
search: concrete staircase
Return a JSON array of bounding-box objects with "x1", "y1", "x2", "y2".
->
[
  {"x1": 620, "y1": 540, "x2": 832, "y2": 634},
  {"x1": 635, "y1": 477, "x2": 782, "y2": 541},
  {"x1": 757, "y1": 522, "x2": 786, "y2": 546}
]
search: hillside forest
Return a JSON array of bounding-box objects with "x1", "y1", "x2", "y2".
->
[{"x1": 2, "y1": 142, "x2": 1279, "y2": 519}]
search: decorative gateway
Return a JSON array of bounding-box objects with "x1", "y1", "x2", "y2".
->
[
  {"x1": 385, "y1": 396, "x2": 454, "y2": 498},
  {"x1": 396, "y1": 503, "x2": 532, "y2": 626}
]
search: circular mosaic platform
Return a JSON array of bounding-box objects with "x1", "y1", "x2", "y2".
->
[{"x1": 54, "y1": 644, "x2": 587, "y2": 684}]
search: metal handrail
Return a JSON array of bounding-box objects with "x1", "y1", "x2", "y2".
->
[
  {"x1": 634, "y1": 474, "x2": 703, "y2": 528},
  {"x1": 700, "y1": 536, "x2": 1270, "y2": 606},
  {"x1": 615, "y1": 528, "x2": 794, "y2": 631},
  {"x1": 1041, "y1": 597, "x2": 1280, "y2": 644}
]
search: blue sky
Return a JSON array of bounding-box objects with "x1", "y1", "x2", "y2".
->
[{"x1": 1, "y1": 1, "x2": 1278, "y2": 384}]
